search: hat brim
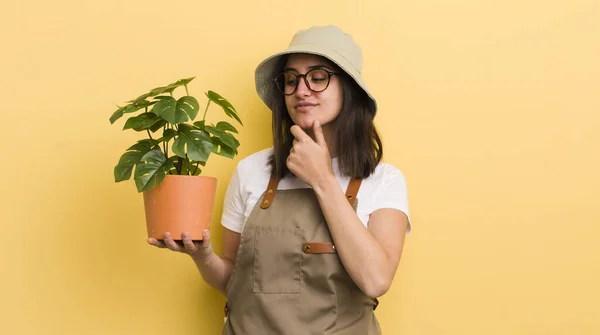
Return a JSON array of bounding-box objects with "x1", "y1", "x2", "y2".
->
[{"x1": 255, "y1": 43, "x2": 377, "y2": 113}]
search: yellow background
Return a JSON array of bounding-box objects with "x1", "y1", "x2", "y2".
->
[{"x1": 1, "y1": 0, "x2": 599, "y2": 334}]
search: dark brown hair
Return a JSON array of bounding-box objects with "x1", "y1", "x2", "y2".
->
[{"x1": 268, "y1": 54, "x2": 383, "y2": 180}]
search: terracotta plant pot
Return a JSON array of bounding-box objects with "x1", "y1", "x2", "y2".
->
[{"x1": 143, "y1": 175, "x2": 217, "y2": 241}]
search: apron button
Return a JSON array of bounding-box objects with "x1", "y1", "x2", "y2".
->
[
  {"x1": 263, "y1": 199, "x2": 270, "y2": 205},
  {"x1": 332, "y1": 245, "x2": 335, "y2": 250},
  {"x1": 304, "y1": 245, "x2": 311, "y2": 251}
]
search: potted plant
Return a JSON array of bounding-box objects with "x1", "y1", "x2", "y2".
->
[{"x1": 109, "y1": 77, "x2": 242, "y2": 241}]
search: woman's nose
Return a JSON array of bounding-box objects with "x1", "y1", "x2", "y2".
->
[{"x1": 295, "y1": 77, "x2": 311, "y2": 97}]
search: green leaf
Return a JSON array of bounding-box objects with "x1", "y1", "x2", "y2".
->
[
  {"x1": 109, "y1": 105, "x2": 128, "y2": 124},
  {"x1": 216, "y1": 121, "x2": 238, "y2": 133},
  {"x1": 181, "y1": 158, "x2": 191, "y2": 175},
  {"x1": 134, "y1": 149, "x2": 173, "y2": 192},
  {"x1": 151, "y1": 96, "x2": 189, "y2": 124},
  {"x1": 149, "y1": 120, "x2": 167, "y2": 133},
  {"x1": 163, "y1": 128, "x2": 177, "y2": 142},
  {"x1": 177, "y1": 96, "x2": 200, "y2": 121},
  {"x1": 205, "y1": 90, "x2": 243, "y2": 125},
  {"x1": 205, "y1": 125, "x2": 224, "y2": 137},
  {"x1": 190, "y1": 165, "x2": 202, "y2": 176},
  {"x1": 190, "y1": 163, "x2": 202, "y2": 175},
  {"x1": 149, "y1": 86, "x2": 168, "y2": 96},
  {"x1": 123, "y1": 113, "x2": 163, "y2": 131},
  {"x1": 177, "y1": 158, "x2": 203, "y2": 176},
  {"x1": 193, "y1": 120, "x2": 205, "y2": 130},
  {"x1": 132, "y1": 139, "x2": 161, "y2": 148},
  {"x1": 113, "y1": 140, "x2": 158, "y2": 182},
  {"x1": 109, "y1": 100, "x2": 156, "y2": 124},
  {"x1": 204, "y1": 125, "x2": 240, "y2": 149},
  {"x1": 172, "y1": 124, "x2": 213, "y2": 162},
  {"x1": 174, "y1": 77, "x2": 195, "y2": 87},
  {"x1": 219, "y1": 133, "x2": 240, "y2": 149},
  {"x1": 218, "y1": 145, "x2": 237, "y2": 159},
  {"x1": 123, "y1": 100, "x2": 154, "y2": 114},
  {"x1": 169, "y1": 156, "x2": 190, "y2": 175},
  {"x1": 128, "y1": 92, "x2": 152, "y2": 104},
  {"x1": 167, "y1": 156, "x2": 201, "y2": 175},
  {"x1": 120, "y1": 76, "x2": 196, "y2": 113},
  {"x1": 211, "y1": 138, "x2": 237, "y2": 159},
  {"x1": 153, "y1": 95, "x2": 173, "y2": 101},
  {"x1": 165, "y1": 77, "x2": 195, "y2": 91},
  {"x1": 160, "y1": 77, "x2": 196, "y2": 95}
]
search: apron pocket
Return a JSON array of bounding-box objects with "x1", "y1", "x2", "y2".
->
[{"x1": 253, "y1": 226, "x2": 303, "y2": 294}]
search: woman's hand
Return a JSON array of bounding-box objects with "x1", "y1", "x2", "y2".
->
[
  {"x1": 287, "y1": 120, "x2": 335, "y2": 188},
  {"x1": 147, "y1": 230, "x2": 214, "y2": 261}
]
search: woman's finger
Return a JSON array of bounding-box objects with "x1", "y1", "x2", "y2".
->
[
  {"x1": 201, "y1": 229, "x2": 211, "y2": 249},
  {"x1": 147, "y1": 237, "x2": 166, "y2": 248},
  {"x1": 312, "y1": 120, "x2": 328, "y2": 150},
  {"x1": 163, "y1": 232, "x2": 182, "y2": 252},
  {"x1": 181, "y1": 232, "x2": 197, "y2": 253},
  {"x1": 290, "y1": 125, "x2": 309, "y2": 141},
  {"x1": 286, "y1": 155, "x2": 295, "y2": 172}
]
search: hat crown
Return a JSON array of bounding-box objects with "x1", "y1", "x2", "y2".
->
[{"x1": 288, "y1": 25, "x2": 363, "y2": 74}]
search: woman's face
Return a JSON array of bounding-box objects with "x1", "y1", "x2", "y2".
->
[{"x1": 282, "y1": 54, "x2": 343, "y2": 130}]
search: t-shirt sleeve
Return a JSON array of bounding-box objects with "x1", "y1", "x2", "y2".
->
[
  {"x1": 371, "y1": 166, "x2": 412, "y2": 233},
  {"x1": 220, "y1": 165, "x2": 246, "y2": 233}
]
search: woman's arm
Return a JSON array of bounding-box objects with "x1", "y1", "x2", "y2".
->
[
  {"x1": 287, "y1": 121, "x2": 408, "y2": 298},
  {"x1": 313, "y1": 178, "x2": 408, "y2": 298},
  {"x1": 189, "y1": 228, "x2": 240, "y2": 296},
  {"x1": 148, "y1": 227, "x2": 241, "y2": 296}
]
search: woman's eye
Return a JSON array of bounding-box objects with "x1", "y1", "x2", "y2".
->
[{"x1": 286, "y1": 80, "x2": 298, "y2": 86}]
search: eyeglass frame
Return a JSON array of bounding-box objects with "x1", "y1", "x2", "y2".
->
[{"x1": 273, "y1": 68, "x2": 337, "y2": 95}]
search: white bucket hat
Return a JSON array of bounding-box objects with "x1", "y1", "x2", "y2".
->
[{"x1": 255, "y1": 25, "x2": 377, "y2": 114}]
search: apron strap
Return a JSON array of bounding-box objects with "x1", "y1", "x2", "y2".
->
[
  {"x1": 260, "y1": 174, "x2": 280, "y2": 209},
  {"x1": 345, "y1": 178, "x2": 362, "y2": 207},
  {"x1": 260, "y1": 174, "x2": 363, "y2": 209}
]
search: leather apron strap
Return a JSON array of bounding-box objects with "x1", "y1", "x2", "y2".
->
[{"x1": 260, "y1": 174, "x2": 362, "y2": 209}]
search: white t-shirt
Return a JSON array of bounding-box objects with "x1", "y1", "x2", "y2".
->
[{"x1": 220, "y1": 148, "x2": 411, "y2": 234}]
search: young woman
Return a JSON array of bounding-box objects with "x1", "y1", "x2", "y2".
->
[{"x1": 149, "y1": 25, "x2": 411, "y2": 334}]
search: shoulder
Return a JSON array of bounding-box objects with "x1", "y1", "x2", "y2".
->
[
  {"x1": 356, "y1": 162, "x2": 410, "y2": 224},
  {"x1": 233, "y1": 147, "x2": 273, "y2": 190},
  {"x1": 237, "y1": 147, "x2": 273, "y2": 170},
  {"x1": 363, "y1": 162, "x2": 407, "y2": 188}
]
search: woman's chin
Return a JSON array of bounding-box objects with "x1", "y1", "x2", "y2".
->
[{"x1": 294, "y1": 118, "x2": 315, "y2": 130}]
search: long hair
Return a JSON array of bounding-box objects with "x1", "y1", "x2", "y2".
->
[{"x1": 268, "y1": 55, "x2": 382, "y2": 180}]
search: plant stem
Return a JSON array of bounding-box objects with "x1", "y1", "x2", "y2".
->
[
  {"x1": 176, "y1": 157, "x2": 182, "y2": 175},
  {"x1": 184, "y1": 154, "x2": 190, "y2": 175},
  {"x1": 162, "y1": 124, "x2": 168, "y2": 157},
  {"x1": 185, "y1": 85, "x2": 189, "y2": 96},
  {"x1": 146, "y1": 129, "x2": 154, "y2": 143},
  {"x1": 202, "y1": 100, "x2": 211, "y2": 121},
  {"x1": 192, "y1": 162, "x2": 200, "y2": 175}
]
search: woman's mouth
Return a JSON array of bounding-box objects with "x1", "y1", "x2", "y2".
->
[{"x1": 295, "y1": 102, "x2": 317, "y2": 112}]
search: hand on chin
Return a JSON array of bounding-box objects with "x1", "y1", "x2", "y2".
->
[{"x1": 294, "y1": 117, "x2": 316, "y2": 130}]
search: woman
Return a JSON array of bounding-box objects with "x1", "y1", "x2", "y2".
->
[{"x1": 148, "y1": 25, "x2": 411, "y2": 334}]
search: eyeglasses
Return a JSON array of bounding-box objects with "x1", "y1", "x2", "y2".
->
[{"x1": 274, "y1": 68, "x2": 337, "y2": 95}]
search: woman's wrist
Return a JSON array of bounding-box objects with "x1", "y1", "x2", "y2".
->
[
  {"x1": 312, "y1": 174, "x2": 338, "y2": 198},
  {"x1": 190, "y1": 250, "x2": 216, "y2": 266}
]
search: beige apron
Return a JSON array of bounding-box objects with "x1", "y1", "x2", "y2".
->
[{"x1": 222, "y1": 174, "x2": 381, "y2": 335}]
